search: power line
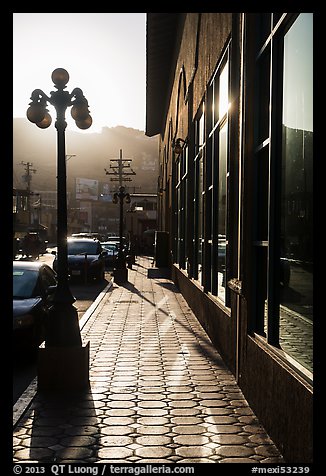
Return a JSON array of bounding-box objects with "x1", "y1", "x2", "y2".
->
[{"x1": 104, "y1": 149, "x2": 136, "y2": 188}]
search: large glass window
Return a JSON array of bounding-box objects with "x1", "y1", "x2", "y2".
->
[
  {"x1": 175, "y1": 146, "x2": 187, "y2": 269},
  {"x1": 251, "y1": 13, "x2": 313, "y2": 377},
  {"x1": 279, "y1": 13, "x2": 313, "y2": 371},
  {"x1": 193, "y1": 104, "x2": 205, "y2": 284},
  {"x1": 219, "y1": 62, "x2": 229, "y2": 121},
  {"x1": 210, "y1": 55, "x2": 230, "y2": 305},
  {"x1": 217, "y1": 123, "x2": 228, "y2": 301}
]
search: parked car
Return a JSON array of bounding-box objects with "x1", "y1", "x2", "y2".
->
[
  {"x1": 13, "y1": 261, "x2": 57, "y2": 350},
  {"x1": 53, "y1": 237, "x2": 107, "y2": 282},
  {"x1": 105, "y1": 236, "x2": 128, "y2": 254},
  {"x1": 100, "y1": 241, "x2": 119, "y2": 269},
  {"x1": 71, "y1": 232, "x2": 104, "y2": 241}
]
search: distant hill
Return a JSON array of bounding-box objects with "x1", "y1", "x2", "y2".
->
[{"x1": 13, "y1": 118, "x2": 159, "y2": 194}]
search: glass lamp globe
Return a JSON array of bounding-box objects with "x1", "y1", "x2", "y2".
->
[
  {"x1": 71, "y1": 103, "x2": 90, "y2": 121},
  {"x1": 51, "y1": 68, "x2": 69, "y2": 88},
  {"x1": 26, "y1": 103, "x2": 46, "y2": 124},
  {"x1": 75, "y1": 115, "x2": 92, "y2": 130},
  {"x1": 36, "y1": 112, "x2": 52, "y2": 129}
]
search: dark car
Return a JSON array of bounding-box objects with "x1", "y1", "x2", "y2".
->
[
  {"x1": 53, "y1": 237, "x2": 106, "y2": 282},
  {"x1": 100, "y1": 241, "x2": 119, "y2": 269},
  {"x1": 105, "y1": 236, "x2": 128, "y2": 255},
  {"x1": 13, "y1": 261, "x2": 57, "y2": 349}
]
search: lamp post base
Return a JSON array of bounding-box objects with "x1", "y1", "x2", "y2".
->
[
  {"x1": 113, "y1": 267, "x2": 128, "y2": 284},
  {"x1": 46, "y1": 301, "x2": 82, "y2": 347},
  {"x1": 37, "y1": 342, "x2": 90, "y2": 392}
]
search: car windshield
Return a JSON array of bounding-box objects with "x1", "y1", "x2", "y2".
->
[
  {"x1": 68, "y1": 241, "x2": 100, "y2": 255},
  {"x1": 102, "y1": 243, "x2": 118, "y2": 252},
  {"x1": 13, "y1": 269, "x2": 38, "y2": 299}
]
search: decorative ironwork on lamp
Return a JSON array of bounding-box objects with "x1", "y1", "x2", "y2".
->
[{"x1": 172, "y1": 137, "x2": 187, "y2": 156}]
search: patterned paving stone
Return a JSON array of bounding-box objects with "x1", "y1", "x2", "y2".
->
[
  {"x1": 205, "y1": 424, "x2": 242, "y2": 434},
  {"x1": 171, "y1": 416, "x2": 203, "y2": 425},
  {"x1": 102, "y1": 417, "x2": 134, "y2": 426},
  {"x1": 172, "y1": 425, "x2": 207, "y2": 435},
  {"x1": 176, "y1": 446, "x2": 214, "y2": 458},
  {"x1": 255, "y1": 444, "x2": 283, "y2": 457},
  {"x1": 98, "y1": 435, "x2": 134, "y2": 446},
  {"x1": 136, "y1": 426, "x2": 170, "y2": 435},
  {"x1": 177, "y1": 457, "x2": 214, "y2": 463},
  {"x1": 100, "y1": 426, "x2": 132, "y2": 436},
  {"x1": 167, "y1": 393, "x2": 197, "y2": 400},
  {"x1": 59, "y1": 436, "x2": 97, "y2": 446},
  {"x1": 137, "y1": 401, "x2": 167, "y2": 408},
  {"x1": 97, "y1": 447, "x2": 133, "y2": 459},
  {"x1": 135, "y1": 435, "x2": 172, "y2": 446},
  {"x1": 136, "y1": 409, "x2": 169, "y2": 417},
  {"x1": 204, "y1": 415, "x2": 238, "y2": 424},
  {"x1": 168, "y1": 400, "x2": 198, "y2": 408},
  {"x1": 216, "y1": 445, "x2": 256, "y2": 457},
  {"x1": 135, "y1": 446, "x2": 173, "y2": 458},
  {"x1": 13, "y1": 257, "x2": 284, "y2": 464},
  {"x1": 14, "y1": 448, "x2": 53, "y2": 461},
  {"x1": 56, "y1": 447, "x2": 94, "y2": 460},
  {"x1": 104, "y1": 409, "x2": 136, "y2": 417},
  {"x1": 210, "y1": 434, "x2": 250, "y2": 445},
  {"x1": 137, "y1": 393, "x2": 165, "y2": 400},
  {"x1": 173, "y1": 435, "x2": 210, "y2": 445},
  {"x1": 64, "y1": 426, "x2": 99, "y2": 436},
  {"x1": 170, "y1": 407, "x2": 201, "y2": 416},
  {"x1": 137, "y1": 417, "x2": 170, "y2": 426}
]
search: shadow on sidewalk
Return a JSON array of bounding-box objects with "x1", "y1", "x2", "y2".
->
[
  {"x1": 28, "y1": 388, "x2": 99, "y2": 462},
  {"x1": 155, "y1": 281, "x2": 181, "y2": 293},
  {"x1": 120, "y1": 273, "x2": 226, "y2": 370},
  {"x1": 118, "y1": 281, "x2": 171, "y2": 318}
]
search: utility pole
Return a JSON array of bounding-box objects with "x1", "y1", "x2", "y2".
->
[
  {"x1": 20, "y1": 161, "x2": 36, "y2": 223},
  {"x1": 104, "y1": 149, "x2": 136, "y2": 188}
]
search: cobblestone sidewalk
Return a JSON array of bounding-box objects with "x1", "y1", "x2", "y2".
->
[{"x1": 13, "y1": 257, "x2": 284, "y2": 464}]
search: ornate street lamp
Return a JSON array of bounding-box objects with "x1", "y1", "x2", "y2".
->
[
  {"x1": 27, "y1": 69, "x2": 91, "y2": 390},
  {"x1": 112, "y1": 186, "x2": 131, "y2": 283},
  {"x1": 172, "y1": 137, "x2": 186, "y2": 156}
]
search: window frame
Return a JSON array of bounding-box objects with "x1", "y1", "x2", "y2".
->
[
  {"x1": 249, "y1": 12, "x2": 313, "y2": 380},
  {"x1": 207, "y1": 48, "x2": 231, "y2": 306}
]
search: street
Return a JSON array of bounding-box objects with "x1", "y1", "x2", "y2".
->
[{"x1": 13, "y1": 249, "x2": 113, "y2": 404}]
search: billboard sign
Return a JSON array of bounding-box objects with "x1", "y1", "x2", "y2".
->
[{"x1": 76, "y1": 178, "x2": 98, "y2": 201}]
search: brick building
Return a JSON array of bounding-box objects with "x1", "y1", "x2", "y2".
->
[{"x1": 146, "y1": 13, "x2": 313, "y2": 462}]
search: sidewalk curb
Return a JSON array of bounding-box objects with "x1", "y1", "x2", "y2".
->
[{"x1": 13, "y1": 280, "x2": 113, "y2": 428}]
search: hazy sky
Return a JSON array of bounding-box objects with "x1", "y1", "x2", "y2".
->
[{"x1": 13, "y1": 13, "x2": 146, "y2": 133}]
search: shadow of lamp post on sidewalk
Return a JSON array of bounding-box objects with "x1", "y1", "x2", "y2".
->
[{"x1": 26, "y1": 68, "x2": 91, "y2": 392}]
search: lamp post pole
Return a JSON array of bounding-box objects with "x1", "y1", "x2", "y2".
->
[
  {"x1": 27, "y1": 68, "x2": 92, "y2": 348},
  {"x1": 118, "y1": 189, "x2": 124, "y2": 267},
  {"x1": 113, "y1": 186, "x2": 130, "y2": 282}
]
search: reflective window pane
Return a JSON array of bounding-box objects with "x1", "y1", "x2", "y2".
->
[
  {"x1": 198, "y1": 155, "x2": 204, "y2": 283},
  {"x1": 257, "y1": 49, "x2": 270, "y2": 144},
  {"x1": 219, "y1": 62, "x2": 229, "y2": 120},
  {"x1": 279, "y1": 13, "x2": 313, "y2": 373},
  {"x1": 217, "y1": 123, "x2": 228, "y2": 301}
]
